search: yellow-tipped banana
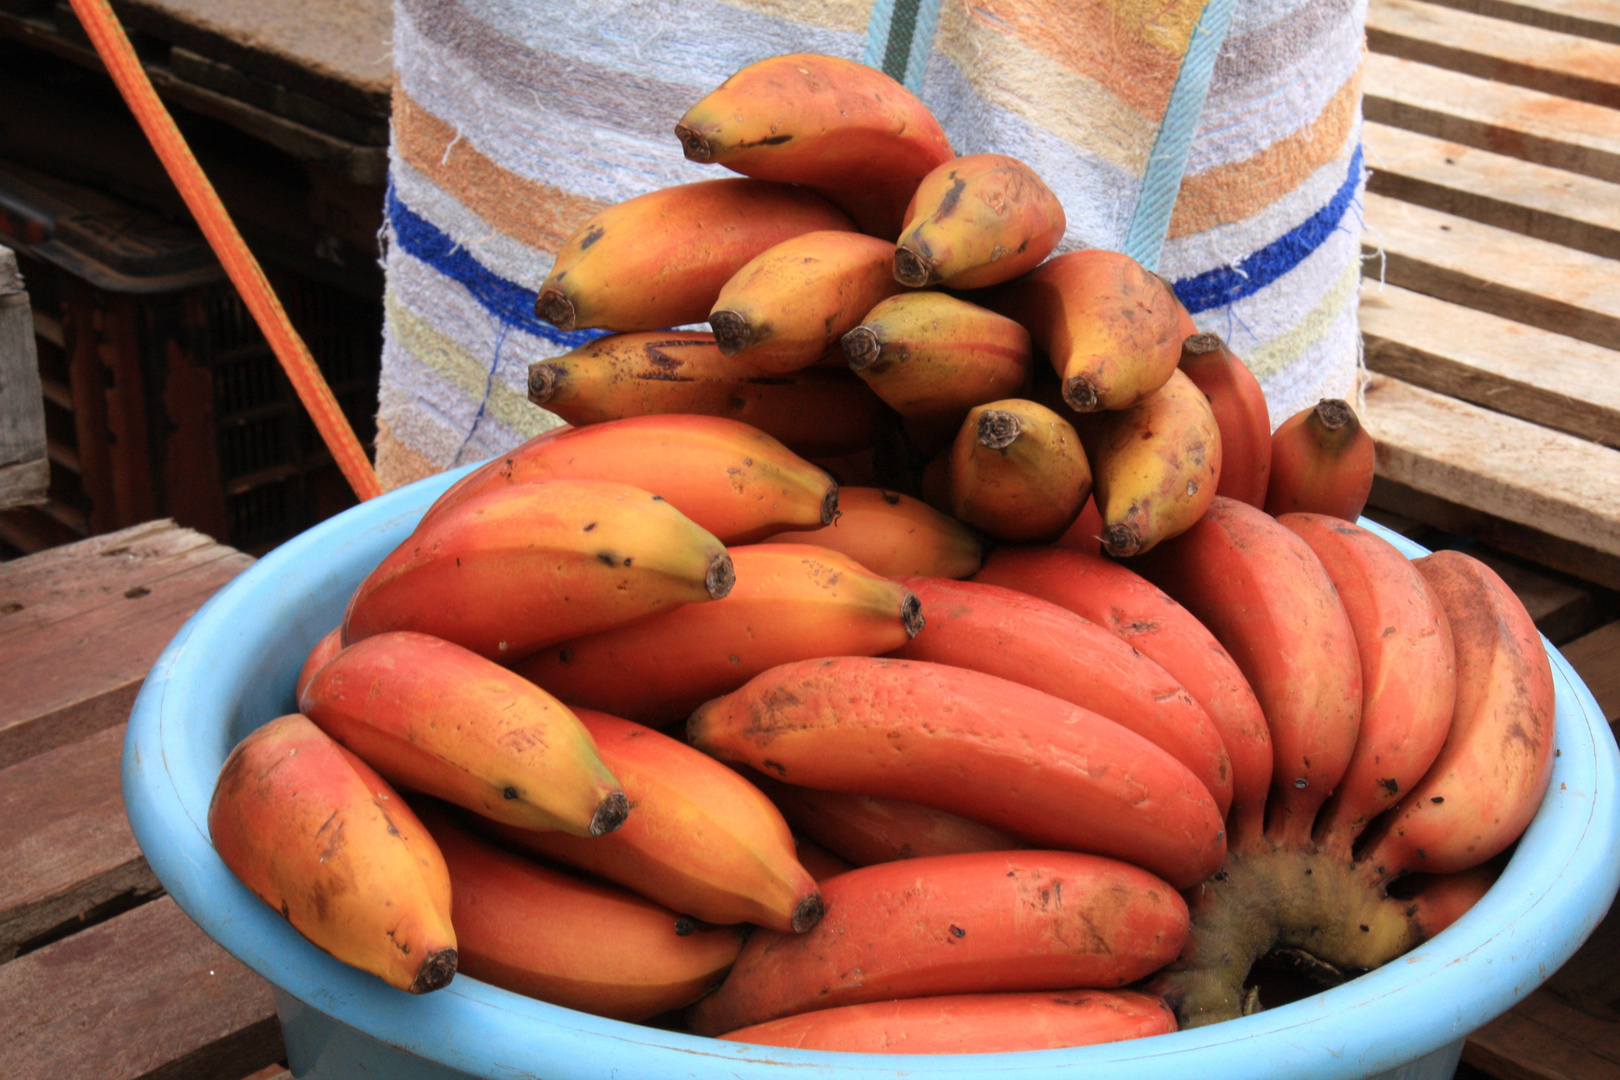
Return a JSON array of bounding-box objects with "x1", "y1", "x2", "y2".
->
[
  {"x1": 842, "y1": 291, "x2": 1032, "y2": 452},
  {"x1": 1083, "y1": 369, "x2": 1221, "y2": 558},
  {"x1": 526, "y1": 332, "x2": 890, "y2": 458},
  {"x1": 208, "y1": 715, "x2": 458, "y2": 993},
  {"x1": 893, "y1": 154, "x2": 1066, "y2": 290},
  {"x1": 675, "y1": 54, "x2": 954, "y2": 239},
  {"x1": 925, "y1": 398, "x2": 1091, "y2": 543},
  {"x1": 759, "y1": 486, "x2": 984, "y2": 579},
  {"x1": 534, "y1": 178, "x2": 853, "y2": 332},
  {"x1": 708, "y1": 231, "x2": 905, "y2": 373},
  {"x1": 345, "y1": 478, "x2": 733, "y2": 662}
]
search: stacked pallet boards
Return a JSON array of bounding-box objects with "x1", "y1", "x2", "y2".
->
[{"x1": 1357, "y1": 0, "x2": 1620, "y2": 594}]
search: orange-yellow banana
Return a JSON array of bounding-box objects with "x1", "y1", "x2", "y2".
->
[
  {"x1": 1083, "y1": 368, "x2": 1221, "y2": 558},
  {"x1": 675, "y1": 54, "x2": 954, "y2": 239},
  {"x1": 927, "y1": 398, "x2": 1091, "y2": 543},
  {"x1": 688, "y1": 656, "x2": 1227, "y2": 889},
  {"x1": 345, "y1": 479, "x2": 732, "y2": 662},
  {"x1": 300, "y1": 632, "x2": 626, "y2": 835},
  {"x1": 527, "y1": 332, "x2": 889, "y2": 458},
  {"x1": 1264, "y1": 399, "x2": 1376, "y2": 521},
  {"x1": 474, "y1": 709, "x2": 822, "y2": 933},
  {"x1": 893, "y1": 154, "x2": 1066, "y2": 290},
  {"x1": 709, "y1": 231, "x2": 906, "y2": 372},
  {"x1": 535, "y1": 178, "x2": 853, "y2": 332},
  {"x1": 1134, "y1": 498, "x2": 1364, "y2": 850},
  {"x1": 422, "y1": 415, "x2": 837, "y2": 545},
  {"x1": 1280, "y1": 514, "x2": 1456, "y2": 857},
  {"x1": 1179, "y1": 333, "x2": 1270, "y2": 508},
  {"x1": 1359, "y1": 550, "x2": 1556, "y2": 882},
  {"x1": 986, "y1": 250, "x2": 1185, "y2": 412},
  {"x1": 751, "y1": 773, "x2": 1026, "y2": 866},
  {"x1": 842, "y1": 291, "x2": 1032, "y2": 450},
  {"x1": 515, "y1": 543, "x2": 923, "y2": 726},
  {"x1": 720, "y1": 990, "x2": 1178, "y2": 1052},
  {"x1": 687, "y1": 850, "x2": 1189, "y2": 1036},
  {"x1": 208, "y1": 715, "x2": 457, "y2": 993},
  {"x1": 417, "y1": 800, "x2": 744, "y2": 1022},
  {"x1": 759, "y1": 485, "x2": 983, "y2": 578}
]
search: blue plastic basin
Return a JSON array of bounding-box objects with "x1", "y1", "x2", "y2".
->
[{"x1": 123, "y1": 466, "x2": 1620, "y2": 1080}]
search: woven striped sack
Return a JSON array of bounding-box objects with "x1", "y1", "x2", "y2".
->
[{"x1": 377, "y1": 0, "x2": 1367, "y2": 489}]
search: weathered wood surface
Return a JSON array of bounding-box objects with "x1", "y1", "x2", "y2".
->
[
  {"x1": 1, "y1": 246, "x2": 48, "y2": 511},
  {"x1": 0, "y1": 722, "x2": 160, "y2": 962},
  {"x1": 1369, "y1": 0, "x2": 1620, "y2": 108},
  {"x1": 1364, "y1": 52, "x2": 1620, "y2": 183},
  {"x1": 1422, "y1": 0, "x2": 1620, "y2": 45},
  {"x1": 0, "y1": 520, "x2": 252, "y2": 770},
  {"x1": 1361, "y1": 374, "x2": 1620, "y2": 562},
  {"x1": 1358, "y1": 282, "x2": 1620, "y2": 449},
  {"x1": 1363, "y1": 121, "x2": 1620, "y2": 260},
  {"x1": 0, "y1": 896, "x2": 283, "y2": 1080},
  {"x1": 1361, "y1": 191, "x2": 1620, "y2": 352},
  {"x1": 1562, "y1": 620, "x2": 1620, "y2": 731}
]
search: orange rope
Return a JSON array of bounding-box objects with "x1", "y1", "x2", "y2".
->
[{"x1": 66, "y1": 0, "x2": 384, "y2": 502}]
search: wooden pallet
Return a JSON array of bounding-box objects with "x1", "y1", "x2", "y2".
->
[{"x1": 1360, "y1": 0, "x2": 1620, "y2": 594}]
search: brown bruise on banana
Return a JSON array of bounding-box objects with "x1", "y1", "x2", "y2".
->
[{"x1": 1149, "y1": 843, "x2": 1428, "y2": 1028}]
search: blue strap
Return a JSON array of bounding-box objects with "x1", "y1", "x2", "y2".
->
[
  {"x1": 863, "y1": 0, "x2": 944, "y2": 93},
  {"x1": 1123, "y1": 0, "x2": 1241, "y2": 272}
]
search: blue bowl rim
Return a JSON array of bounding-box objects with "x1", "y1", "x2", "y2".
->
[{"x1": 122, "y1": 467, "x2": 1620, "y2": 1080}]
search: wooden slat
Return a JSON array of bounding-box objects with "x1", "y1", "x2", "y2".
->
[
  {"x1": 1367, "y1": 478, "x2": 1620, "y2": 594},
  {"x1": 1361, "y1": 374, "x2": 1620, "y2": 561},
  {"x1": 1, "y1": 246, "x2": 48, "y2": 512},
  {"x1": 1364, "y1": 121, "x2": 1620, "y2": 260},
  {"x1": 1369, "y1": 0, "x2": 1620, "y2": 108},
  {"x1": 1464, "y1": 966, "x2": 1620, "y2": 1080},
  {"x1": 1561, "y1": 621, "x2": 1620, "y2": 729},
  {"x1": 1364, "y1": 52, "x2": 1620, "y2": 184},
  {"x1": 1361, "y1": 191, "x2": 1620, "y2": 352},
  {"x1": 0, "y1": 723, "x2": 160, "y2": 962},
  {"x1": 1419, "y1": 0, "x2": 1620, "y2": 46},
  {"x1": 0, "y1": 896, "x2": 282, "y2": 1080},
  {"x1": 1358, "y1": 282, "x2": 1620, "y2": 448},
  {"x1": 0, "y1": 520, "x2": 252, "y2": 770}
]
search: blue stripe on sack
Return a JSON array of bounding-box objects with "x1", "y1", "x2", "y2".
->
[
  {"x1": 387, "y1": 183, "x2": 607, "y2": 350},
  {"x1": 1172, "y1": 143, "x2": 1366, "y2": 315},
  {"x1": 863, "y1": 0, "x2": 943, "y2": 93}
]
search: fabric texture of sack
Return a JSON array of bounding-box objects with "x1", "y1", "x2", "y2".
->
[{"x1": 376, "y1": 0, "x2": 1367, "y2": 489}]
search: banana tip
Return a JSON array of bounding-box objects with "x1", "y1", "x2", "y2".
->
[
  {"x1": 1182, "y1": 332, "x2": 1224, "y2": 356},
  {"x1": 535, "y1": 289, "x2": 575, "y2": 331},
  {"x1": 706, "y1": 553, "x2": 736, "y2": 599},
  {"x1": 1101, "y1": 523, "x2": 1142, "y2": 558},
  {"x1": 791, "y1": 891, "x2": 826, "y2": 934},
  {"x1": 892, "y1": 246, "x2": 935, "y2": 288},
  {"x1": 976, "y1": 409, "x2": 1022, "y2": 449},
  {"x1": 901, "y1": 592, "x2": 924, "y2": 638},
  {"x1": 821, "y1": 483, "x2": 839, "y2": 526},
  {"x1": 841, "y1": 326, "x2": 881, "y2": 371},
  {"x1": 527, "y1": 362, "x2": 559, "y2": 404},
  {"x1": 674, "y1": 122, "x2": 713, "y2": 163},
  {"x1": 408, "y1": 947, "x2": 458, "y2": 994},
  {"x1": 709, "y1": 311, "x2": 753, "y2": 356},
  {"x1": 1314, "y1": 398, "x2": 1356, "y2": 431},
  {"x1": 1062, "y1": 376, "x2": 1101, "y2": 412},
  {"x1": 590, "y1": 791, "x2": 630, "y2": 836}
]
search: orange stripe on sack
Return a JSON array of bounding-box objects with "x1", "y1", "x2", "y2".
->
[
  {"x1": 393, "y1": 89, "x2": 607, "y2": 254},
  {"x1": 964, "y1": 0, "x2": 1201, "y2": 121},
  {"x1": 1167, "y1": 68, "x2": 1363, "y2": 240}
]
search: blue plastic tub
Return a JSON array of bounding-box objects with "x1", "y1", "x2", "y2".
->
[{"x1": 123, "y1": 466, "x2": 1620, "y2": 1080}]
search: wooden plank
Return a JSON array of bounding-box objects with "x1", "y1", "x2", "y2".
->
[
  {"x1": 1369, "y1": 0, "x2": 1620, "y2": 109},
  {"x1": 0, "y1": 896, "x2": 283, "y2": 1080},
  {"x1": 1361, "y1": 192, "x2": 1620, "y2": 353},
  {"x1": 1364, "y1": 121, "x2": 1620, "y2": 261},
  {"x1": 0, "y1": 723, "x2": 161, "y2": 962},
  {"x1": 0, "y1": 520, "x2": 252, "y2": 770},
  {"x1": 1, "y1": 246, "x2": 48, "y2": 510},
  {"x1": 1463, "y1": 974, "x2": 1620, "y2": 1080},
  {"x1": 1561, "y1": 621, "x2": 1620, "y2": 728},
  {"x1": 1358, "y1": 282, "x2": 1620, "y2": 448},
  {"x1": 1368, "y1": 478, "x2": 1620, "y2": 593},
  {"x1": 1361, "y1": 374, "x2": 1620, "y2": 561},
  {"x1": 1364, "y1": 52, "x2": 1620, "y2": 184},
  {"x1": 1418, "y1": 0, "x2": 1620, "y2": 46}
]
